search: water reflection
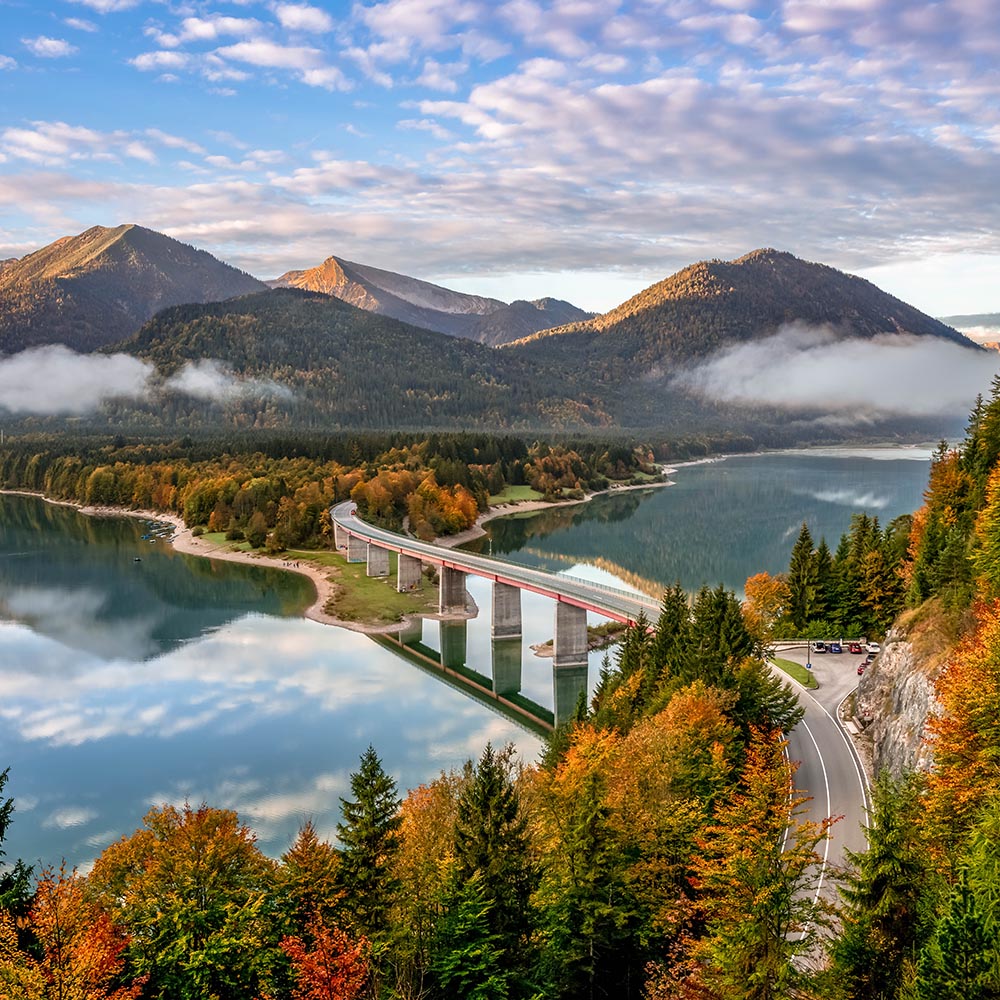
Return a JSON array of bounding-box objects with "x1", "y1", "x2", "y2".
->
[{"x1": 466, "y1": 451, "x2": 932, "y2": 595}]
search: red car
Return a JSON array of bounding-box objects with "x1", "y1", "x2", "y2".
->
[
  {"x1": 848, "y1": 642, "x2": 863, "y2": 654},
  {"x1": 857, "y1": 663, "x2": 866, "y2": 675}
]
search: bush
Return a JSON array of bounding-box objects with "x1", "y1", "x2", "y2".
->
[{"x1": 191, "y1": 525, "x2": 205, "y2": 537}]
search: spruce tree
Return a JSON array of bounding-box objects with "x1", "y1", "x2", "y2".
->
[
  {"x1": 787, "y1": 523, "x2": 818, "y2": 631},
  {"x1": 336, "y1": 745, "x2": 403, "y2": 941},
  {"x1": 454, "y1": 744, "x2": 536, "y2": 995},
  {"x1": 0, "y1": 768, "x2": 32, "y2": 921}
]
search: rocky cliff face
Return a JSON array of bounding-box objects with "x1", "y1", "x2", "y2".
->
[{"x1": 852, "y1": 601, "x2": 956, "y2": 778}]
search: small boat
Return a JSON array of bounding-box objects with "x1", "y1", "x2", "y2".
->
[{"x1": 133, "y1": 557, "x2": 141, "y2": 562}]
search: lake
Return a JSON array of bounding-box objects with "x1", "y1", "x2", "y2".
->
[{"x1": 0, "y1": 448, "x2": 931, "y2": 868}]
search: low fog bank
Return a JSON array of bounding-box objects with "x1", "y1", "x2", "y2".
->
[
  {"x1": 674, "y1": 324, "x2": 998, "y2": 418},
  {"x1": 0, "y1": 346, "x2": 290, "y2": 415}
]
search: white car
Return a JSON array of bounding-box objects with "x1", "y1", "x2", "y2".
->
[{"x1": 866, "y1": 642, "x2": 881, "y2": 654}]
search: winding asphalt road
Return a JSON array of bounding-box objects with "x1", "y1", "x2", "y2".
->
[{"x1": 776, "y1": 644, "x2": 872, "y2": 900}]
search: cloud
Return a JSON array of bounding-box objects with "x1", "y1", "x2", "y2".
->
[
  {"x1": 0, "y1": 56, "x2": 16, "y2": 71},
  {"x1": 22, "y1": 37, "x2": 78, "y2": 59},
  {"x1": 64, "y1": 17, "x2": 99, "y2": 32},
  {"x1": 274, "y1": 3, "x2": 336, "y2": 33},
  {"x1": 67, "y1": 0, "x2": 140, "y2": 10},
  {"x1": 0, "y1": 347, "x2": 153, "y2": 414},
  {"x1": 673, "y1": 324, "x2": 999, "y2": 418},
  {"x1": 42, "y1": 806, "x2": 99, "y2": 829},
  {"x1": 162, "y1": 359, "x2": 292, "y2": 402}
]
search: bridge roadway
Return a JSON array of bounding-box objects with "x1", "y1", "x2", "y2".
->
[{"x1": 331, "y1": 501, "x2": 661, "y2": 624}]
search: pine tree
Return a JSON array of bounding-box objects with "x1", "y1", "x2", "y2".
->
[
  {"x1": 336, "y1": 746, "x2": 403, "y2": 941},
  {"x1": 454, "y1": 744, "x2": 536, "y2": 994},
  {"x1": 786, "y1": 523, "x2": 818, "y2": 631},
  {"x1": 915, "y1": 868, "x2": 999, "y2": 1000},
  {"x1": 0, "y1": 768, "x2": 32, "y2": 920}
]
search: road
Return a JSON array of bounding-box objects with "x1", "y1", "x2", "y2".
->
[
  {"x1": 331, "y1": 501, "x2": 662, "y2": 624},
  {"x1": 777, "y1": 644, "x2": 871, "y2": 905}
]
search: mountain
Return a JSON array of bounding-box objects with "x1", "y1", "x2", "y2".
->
[
  {"x1": 468, "y1": 298, "x2": 593, "y2": 347},
  {"x1": 0, "y1": 224, "x2": 266, "y2": 354},
  {"x1": 117, "y1": 288, "x2": 611, "y2": 430},
  {"x1": 939, "y1": 312, "x2": 1000, "y2": 333},
  {"x1": 268, "y1": 255, "x2": 591, "y2": 345},
  {"x1": 510, "y1": 248, "x2": 974, "y2": 371}
]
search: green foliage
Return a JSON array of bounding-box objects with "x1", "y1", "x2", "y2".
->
[
  {"x1": 454, "y1": 744, "x2": 537, "y2": 994},
  {"x1": 834, "y1": 774, "x2": 940, "y2": 1000},
  {"x1": 430, "y1": 869, "x2": 511, "y2": 1000},
  {"x1": 335, "y1": 746, "x2": 402, "y2": 942}
]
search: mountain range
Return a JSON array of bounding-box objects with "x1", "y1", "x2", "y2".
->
[{"x1": 0, "y1": 224, "x2": 983, "y2": 435}]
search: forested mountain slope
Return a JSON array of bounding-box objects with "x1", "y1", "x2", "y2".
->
[{"x1": 0, "y1": 224, "x2": 265, "y2": 353}]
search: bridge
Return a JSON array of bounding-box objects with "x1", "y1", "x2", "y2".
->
[{"x1": 331, "y1": 501, "x2": 661, "y2": 725}]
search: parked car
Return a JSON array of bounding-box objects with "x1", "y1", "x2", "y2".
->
[
  {"x1": 847, "y1": 642, "x2": 863, "y2": 654},
  {"x1": 866, "y1": 642, "x2": 881, "y2": 654},
  {"x1": 829, "y1": 641, "x2": 843, "y2": 653},
  {"x1": 812, "y1": 641, "x2": 827, "y2": 653},
  {"x1": 865, "y1": 651, "x2": 877, "y2": 663},
  {"x1": 857, "y1": 663, "x2": 866, "y2": 675}
]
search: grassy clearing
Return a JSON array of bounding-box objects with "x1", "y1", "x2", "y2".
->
[
  {"x1": 199, "y1": 531, "x2": 253, "y2": 551},
  {"x1": 488, "y1": 484, "x2": 545, "y2": 504},
  {"x1": 288, "y1": 549, "x2": 439, "y2": 624},
  {"x1": 772, "y1": 656, "x2": 819, "y2": 689}
]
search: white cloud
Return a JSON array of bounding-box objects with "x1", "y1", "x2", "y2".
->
[
  {"x1": 0, "y1": 56, "x2": 16, "y2": 71},
  {"x1": 22, "y1": 36, "x2": 78, "y2": 59},
  {"x1": 67, "y1": 0, "x2": 140, "y2": 10},
  {"x1": 42, "y1": 806, "x2": 99, "y2": 829},
  {"x1": 0, "y1": 347, "x2": 153, "y2": 415},
  {"x1": 217, "y1": 40, "x2": 322, "y2": 69},
  {"x1": 163, "y1": 359, "x2": 292, "y2": 402},
  {"x1": 145, "y1": 128, "x2": 206, "y2": 155},
  {"x1": 131, "y1": 50, "x2": 192, "y2": 71},
  {"x1": 274, "y1": 3, "x2": 335, "y2": 33},
  {"x1": 673, "y1": 324, "x2": 998, "y2": 418},
  {"x1": 64, "y1": 17, "x2": 99, "y2": 32},
  {"x1": 301, "y1": 65, "x2": 351, "y2": 90}
]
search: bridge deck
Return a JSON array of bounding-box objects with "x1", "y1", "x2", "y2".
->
[{"x1": 331, "y1": 501, "x2": 661, "y2": 624}]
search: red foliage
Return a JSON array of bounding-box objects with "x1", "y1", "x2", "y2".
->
[{"x1": 281, "y1": 915, "x2": 369, "y2": 1000}]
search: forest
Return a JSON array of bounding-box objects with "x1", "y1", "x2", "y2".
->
[
  {"x1": 6, "y1": 392, "x2": 1000, "y2": 997},
  {"x1": 0, "y1": 431, "x2": 657, "y2": 547}
]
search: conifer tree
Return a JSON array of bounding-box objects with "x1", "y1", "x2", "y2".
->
[
  {"x1": 336, "y1": 746, "x2": 402, "y2": 941},
  {"x1": 786, "y1": 523, "x2": 817, "y2": 631},
  {"x1": 454, "y1": 744, "x2": 536, "y2": 994}
]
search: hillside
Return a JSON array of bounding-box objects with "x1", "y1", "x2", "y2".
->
[
  {"x1": 117, "y1": 288, "x2": 611, "y2": 430},
  {"x1": 0, "y1": 224, "x2": 266, "y2": 353},
  {"x1": 269, "y1": 255, "x2": 590, "y2": 344},
  {"x1": 510, "y1": 249, "x2": 974, "y2": 376},
  {"x1": 469, "y1": 298, "x2": 593, "y2": 346}
]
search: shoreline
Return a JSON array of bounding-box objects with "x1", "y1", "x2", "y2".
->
[{"x1": 0, "y1": 475, "x2": 671, "y2": 636}]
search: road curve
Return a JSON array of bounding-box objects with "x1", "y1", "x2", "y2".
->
[
  {"x1": 331, "y1": 501, "x2": 661, "y2": 624},
  {"x1": 779, "y1": 646, "x2": 872, "y2": 903}
]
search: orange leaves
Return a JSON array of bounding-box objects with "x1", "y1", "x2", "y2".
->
[
  {"x1": 0, "y1": 865, "x2": 145, "y2": 1000},
  {"x1": 280, "y1": 916, "x2": 369, "y2": 1000},
  {"x1": 925, "y1": 599, "x2": 1000, "y2": 837},
  {"x1": 742, "y1": 572, "x2": 790, "y2": 645}
]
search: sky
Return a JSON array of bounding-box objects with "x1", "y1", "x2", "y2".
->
[{"x1": 0, "y1": 0, "x2": 998, "y2": 316}]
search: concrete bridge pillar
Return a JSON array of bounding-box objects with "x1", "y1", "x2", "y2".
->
[
  {"x1": 397, "y1": 553, "x2": 422, "y2": 592},
  {"x1": 554, "y1": 602, "x2": 588, "y2": 670},
  {"x1": 346, "y1": 533, "x2": 366, "y2": 563},
  {"x1": 333, "y1": 520, "x2": 345, "y2": 550},
  {"x1": 439, "y1": 566, "x2": 467, "y2": 614},
  {"x1": 366, "y1": 543, "x2": 389, "y2": 577},
  {"x1": 491, "y1": 638, "x2": 522, "y2": 695},
  {"x1": 492, "y1": 582, "x2": 522, "y2": 639},
  {"x1": 553, "y1": 602, "x2": 589, "y2": 727},
  {"x1": 440, "y1": 621, "x2": 468, "y2": 669}
]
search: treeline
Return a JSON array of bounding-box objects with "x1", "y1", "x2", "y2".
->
[
  {"x1": 1, "y1": 587, "x2": 823, "y2": 1000},
  {"x1": 0, "y1": 432, "x2": 656, "y2": 547}
]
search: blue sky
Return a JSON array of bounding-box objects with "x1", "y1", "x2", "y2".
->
[{"x1": 0, "y1": 0, "x2": 998, "y2": 315}]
